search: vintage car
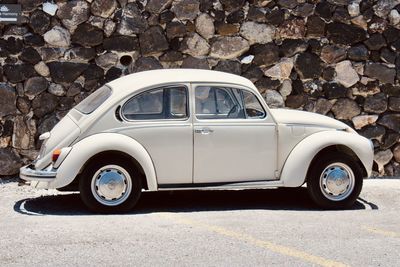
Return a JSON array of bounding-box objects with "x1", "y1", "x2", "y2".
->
[{"x1": 20, "y1": 69, "x2": 374, "y2": 212}]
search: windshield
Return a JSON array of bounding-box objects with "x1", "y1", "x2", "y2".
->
[{"x1": 75, "y1": 86, "x2": 112, "y2": 114}]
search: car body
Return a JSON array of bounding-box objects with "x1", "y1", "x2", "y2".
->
[{"x1": 20, "y1": 69, "x2": 374, "y2": 212}]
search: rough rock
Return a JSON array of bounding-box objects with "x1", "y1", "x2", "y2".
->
[
  {"x1": 389, "y1": 97, "x2": 400, "y2": 111},
  {"x1": 364, "y1": 93, "x2": 387, "y2": 114},
  {"x1": 13, "y1": 115, "x2": 36, "y2": 150},
  {"x1": 29, "y1": 10, "x2": 50, "y2": 35},
  {"x1": 264, "y1": 58, "x2": 294, "y2": 80},
  {"x1": 181, "y1": 33, "x2": 210, "y2": 57},
  {"x1": 252, "y1": 43, "x2": 280, "y2": 66},
  {"x1": 210, "y1": 37, "x2": 250, "y2": 59},
  {"x1": 171, "y1": 0, "x2": 200, "y2": 21},
  {"x1": 214, "y1": 60, "x2": 241, "y2": 75},
  {"x1": 139, "y1": 26, "x2": 169, "y2": 55},
  {"x1": 373, "y1": 0, "x2": 400, "y2": 18},
  {"x1": 57, "y1": 1, "x2": 90, "y2": 31},
  {"x1": 314, "y1": 98, "x2": 333, "y2": 115},
  {"x1": 374, "y1": 149, "x2": 393, "y2": 174},
  {"x1": 117, "y1": 3, "x2": 149, "y2": 35},
  {"x1": 240, "y1": 22, "x2": 275, "y2": 44},
  {"x1": 279, "y1": 80, "x2": 292, "y2": 100},
  {"x1": 132, "y1": 57, "x2": 163, "y2": 73},
  {"x1": 359, "y1": 125, "x2": 386, "y2": 141},
  {"x1": 278, "y1": 19, "x2": 306, "y2": 39},
  {"x1": 91, "y1": 0, "x2": 118, "y2": 18},
  {"x1": 19, "y1": 47, "x2": 41, "y2": 65},
  {"x1": 146, "y1": 0, "x2": 173, "y2": 13},
  {"x1": 43, "y1": 26, "x2": 71, "y2": 47},
  {"x1": 294, "y1": 53, "x2": 322, "y2": 80},
  {"x1": 334, "y1": 60, "x2": 359, "y2": 88},
  {"x1": 95, "y1": 53, "x2": 119, "y2": 69},
  {"x1": 0, "y1": 84, "x2": 16, "y2": 117},
  {"x1": 394, "y1": 144, "x2": 400, "y2": 163},
  {"x1": 280, "y1": 39, "x2": 308, "y2": 57},
  {"x1": 48, "y1": 83, "x2": 65, "y2": 97},
  {"x1": 326, "y1": 22, "x2": 367, "y2": 45},
  {"x1": 216, "y1": 23, "x2": 240, "y2": 36},
  {"x1": 364, "y1": 33, "x2": 386, "y2": 50},
  {"x1": 320, "y1": 45, "x2": 347, "y2": 64},
  {"x1": 323, "y1": 83, "x2": 347, "y2": 99},
  {"x1": 72, "y1": 23, "x2": 104, "y2": 47},
  {"x1": 24, "y1": 77, "x2": 48, "y2": 99},
  {"x1": 352, "y1": 115, "x2": 379, "y2": 130},
  {"x1": 34, "y1": 62, "x2": 50, "y2": 77},
  {"x1": 195, "y1": 13, "x2": 214, "y2": 39},
  {"x1": 306, "y1": 15, "x2": 325, "y2": 37},
  {"x1": 331, "y1": 98, "x2": 361, "y2": 120},
  {"x1": 3, "y1": 64, "x2": 36, "y2": 83},
  {"x1": 364, "y1": 63, "x2": 396, "y2": 84},
  {"x1": 103, "y1": 36, "x2": 139, "y2": 52},
  {"x1": 181, "y1": 56, "x2": 209, "y2": 69},
  {"x1": 48, "y1": 62, "x2": 88, "y2": 83},
  {"x1": 0, "y1": 148, "x2": 23, "y2": 176},
  {"x1": 265, "y1": 90, "x2": 285, "y2": 108},
  {"x1": 32, "y1": 92, "x2": 58, "y2": 118},
  {"x1": 378, "y1": 114, "x2": 400, "y2": 132}
]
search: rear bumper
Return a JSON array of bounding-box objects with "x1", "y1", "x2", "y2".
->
[{"x1": 20, "y1": 164, "x2": 57, "y2": 182}]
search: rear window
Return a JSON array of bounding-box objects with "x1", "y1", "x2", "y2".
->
[{"x1": 75, "y1": 86, "x2": 112, "y2": 114}]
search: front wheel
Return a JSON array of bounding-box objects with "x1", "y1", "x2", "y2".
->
[
  {"x1": 307, "y1": 153, "x2": 363, "y2": 209},
  {"x1": 79, "y1": 158, "x2": 142, "y2": 213}
]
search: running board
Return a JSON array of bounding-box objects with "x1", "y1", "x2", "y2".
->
[{"x1": 158, "y1": 180, "x2": 284, "y2": 191}]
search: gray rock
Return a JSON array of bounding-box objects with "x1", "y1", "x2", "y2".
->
[
  {"x1": 210, "y1": 37, "x2": 250, "y2": 59},
  {"x1": 214, "y1": 60, "x2": 241, "y2": 75},
  {"x1": 103, "y1": 36, "x2": 139, "y2": 52},
  {"x1": 373, "y1": 0, "x2": 400, "y2": 18},
  {"x1": 252, "y1": 43, "x2": 279, "y2": 66},
  {"x1": 0, "y1": 148, "x2": 23, "y2": 176},
  {"x1": 29, "y1": 10, "x2": 50, "y2": 35},
  {"x1": 34, "y1": 62, "x2": 50, "y2": 77},
  {"x1": 264, "y1": 90, "x2": 285, "y2": 108},
  {"x1": 264, "y1": 58, "x2": 294, "y2": 80},
  {"x1": 12, "y1": 115, "x2": 36, "y2": 150},
  {"x1": 394, "y1": 144, "x2": 400, "y2": 163},
  {"x1": 364, "y1": 93, "x2": 387, "y2": 114},
  {"x1": 331, "y1": 98, "x2": 361, "y2": 120},
  {"x1": 95, "y1": 53, "x2": 119, "y2": 69},
  {"x1": 374, "y1": 149, "x2": 393, "y2": 174},
  {"x1": 48, "y1": 62, "x2": 88, "y2": 83},
  {"x1": 294, "y1": 52, "x2": 322, "y2": 80},
  {"x1": 378, "y1": 114, "x2": 400, "y2": 132},
  {"x1": 91, "y1": 0, "x2": 118, "y2": 18},
  {"x1": 334, "y1": 60, "x2": 359, "y2": 88},
  {"x1": 32, "y1": 92, "x2": 58, "y2": 118},
  {"x1": 117, "y1": 3, "x2": 149, "y2": 35},
  {"x1": 364, "y1": 63, "x2": 396, "y2": 84},
  {"x1": 48, "y1": 83, "x2": 66, "y2": 96},
  {"x1": 320, "y1": 45, "x2": 347, "y2": 64},
  {"x1": 240, "y1": 21, "x2": 275, "y2": 44},
  {"x1": 352, "y1": 115, "x2": 379, "y2": 130},
  {"x1": 358, "y1": 125, "x2": 386, "y2": 141},
  {"x1": 132, "y1": 57, "x2": 163, "y2": 72},
  {"x1": 146, "y1": 0, "x2": 174, "y2": 13},
  {"x1": 389, "y1": 97, "x2": 400, "y2": 111},
  {"x1": 326, "y1": 22, "x2": 367, "y2": 45},
  {"x1": 280, "y1": 39, "x2": 309, "y2": 57},
  {"x1": 57, "y1": 1, "x2": 90, "y2": 31},
  {"x1": 43, "y1": 26, "x2": 71, "y2": 47},
  {"x1": 139, "y1": 26, "x2": 169, "y2": 55},
  {"x1": 171, "y1": 0, "x2": 200, "y2": 21},
  {"x1": 181, "y1": 33, "x2": 210, "y2": 57},
  {"x1": 24, "y1": 77, "x2": 48, "y2": 99},
  {"x1": 0, "y1": 83, "x2": 16, "y2": 117},
  {"x1": 278, "y1": 18, "x2": 306, "y2": 39},
  {"x1": 314, "y1": 98, "x2": 333, "y2": 115},
  {"x1": 166, "y1": 21, "x2": 186, "y2": 39},
  {"x1": 181, "y1": 56, "x2": 209, "y2": 69},
  {"x1": 3, "y1": 64, "x2": 36, "y2": 83},
  {"x1": 348, "y1": 45, "x2": 369, "y2": 61},
  {"x1": 196, "y1": 13, "x2": 215, "y2": 40},
  {"x1": 71, "y1": 23, "x2": 104, "y2": 47}
]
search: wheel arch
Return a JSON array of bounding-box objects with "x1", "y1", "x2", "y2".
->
[
  {"x1": 279, "y1": 130, "x2": 373, "y2": 187},
  {"x1": 50, "y1": 133, "x2": 158, "y2": 190}
]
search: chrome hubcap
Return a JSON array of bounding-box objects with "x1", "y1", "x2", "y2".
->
[
  {"x1": 91, "y1": 165, "x2": 132, "y2": 206},
  {"x1": 320, "y1": 163, "x2": 355, "y2": 201}
]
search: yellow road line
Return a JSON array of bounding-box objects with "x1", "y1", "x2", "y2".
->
[
  {"x1": 160, "y1": 213, "x2": 349, "y2": 267},
  {"x1": 362, "y1": 226, "x2": 400, "y2": 238}
]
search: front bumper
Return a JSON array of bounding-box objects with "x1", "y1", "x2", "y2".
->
[{"x1": 20, "y1": 164, "x2": 57, "y2": 182}]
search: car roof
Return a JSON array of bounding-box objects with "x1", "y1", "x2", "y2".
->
[{"x1": 106, "y1": 69, "x2": 257, "y2": 95}]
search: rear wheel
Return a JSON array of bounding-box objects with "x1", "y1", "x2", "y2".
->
[
  {"x1": 79, "y1": 158, "x2": 142, "y2": 213},
  {"x1": 307, "y1": 153, "x2": 363, "y2": 209}
]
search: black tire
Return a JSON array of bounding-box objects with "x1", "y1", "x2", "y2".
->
[
  {"x1": 79, "y1": 157, "x2": 142, "y2": 213},
  {"x1": 307, "y1": 152, "x2": 363, "y2": 209}
]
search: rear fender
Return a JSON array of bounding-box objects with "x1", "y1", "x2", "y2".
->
[{"x1": 49, "y1": 133, "x2": 157, "y2": 190}]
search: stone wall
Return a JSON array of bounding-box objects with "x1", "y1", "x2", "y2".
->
[{"x1": 0, "y1": 0, "x2": 400, "y2": 177}]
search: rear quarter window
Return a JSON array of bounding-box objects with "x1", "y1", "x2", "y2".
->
[{"x1": 75, "y1": 86, "x2": 112, "y2": 114}]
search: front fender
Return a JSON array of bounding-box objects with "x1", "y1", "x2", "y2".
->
[
  {"x1": 49, "y1": 133, "x2": 157, "y2": 190},
  {"x1": 280, "y1": 130, "x2": 374, "y2": 187}
]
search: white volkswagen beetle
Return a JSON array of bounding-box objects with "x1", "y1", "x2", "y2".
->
[{"x1": 20, "y1": 69, "x2": 374, "y2": 212}]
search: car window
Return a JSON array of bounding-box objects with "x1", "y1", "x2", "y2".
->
[
  {"x1": 75, "y1": 85, "x2": 112, "y2": 114},
  {"x1": 195, "y1": 86, "x2": 245, "y2": 119},
  {"x1": 242, "y1": 90, "x2": 266, "y2": 119},
  {"x1": 122, "y1": 87, "x2": 188, "y2": 120}
]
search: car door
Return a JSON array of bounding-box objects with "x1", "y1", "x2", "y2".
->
[
  {"x1": 118, "y1": 84, "x2": 193, "y2": 185},
  {"x1": 192, "y1": 84, "x2": 278, "y2": 184}
]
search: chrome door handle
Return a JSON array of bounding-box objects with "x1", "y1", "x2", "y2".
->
[{"x1": 194, "y1": 128, "x2": 214, "y2": 134}]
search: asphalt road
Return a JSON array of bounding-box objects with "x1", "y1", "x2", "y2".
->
[{"x1": 0, "y1": 179, "x2": 399, "y2": 267}]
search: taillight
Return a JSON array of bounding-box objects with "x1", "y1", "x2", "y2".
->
[{"x1": 52, "y1": 149, "x2": 61, "y2": 162}]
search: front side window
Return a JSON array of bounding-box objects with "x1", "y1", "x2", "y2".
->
[
  {"x1": 75, "y1": 86, "x2": 112, "y2": 114},
  {"x1": 122, "y1": 86, "x2": 188, "y2": 120},
  {"x1": 195, "y1": 86, "x2": 265, "y2": 120}
]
